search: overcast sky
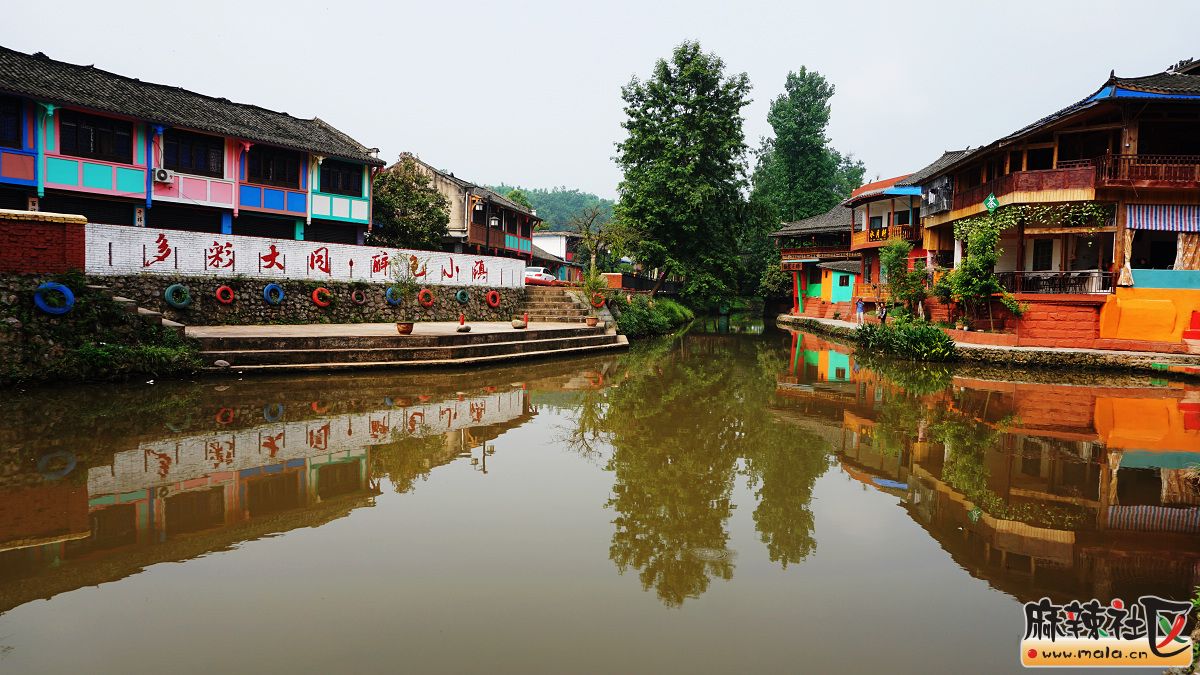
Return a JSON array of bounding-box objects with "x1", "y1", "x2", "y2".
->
[{"x1": 8, "y1": 1, "x2": 1199, "y2": 198}]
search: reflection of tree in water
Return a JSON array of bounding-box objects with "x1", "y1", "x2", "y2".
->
[
  {"x1": 596, "y1": 334, "x2": 828, "y2": 605},
  {"x1": 370, "y1": 432, "x2": 453, "y2": 494}
]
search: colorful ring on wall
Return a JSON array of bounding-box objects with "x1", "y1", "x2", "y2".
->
[
  {"x1": 350, "y1": 289, "x2": 368, "y2": 305},
  {"x1": 418, "y1": 288, "x2": 435, "y2": 308},
  {"x1": 164, "y1": 283, "x2": 192, "y2": 309},
  {"x1": 311, "y1": 401, "x2": 330, "y2": 414},
  {"x1": 455, "y1": 289, "x2": 471, "y2": 304},
  {"x1": 312, "y1": 287, "x2": 332, "y2": 307},
  {"x1": 485, "y1": 290, "x2": 502, "y2": 308},
  {"x1": 37, "y1": 450, "x2": 76, "y2": 480},
  {"x1": 33, "y1": 282, "x2": 75, "y2": 315},
  {"x1": 215, "y1": 285, "x2": 235, "y2": 305},
  {"x1": 215, "y1": 407, "x2": 235, "y2": 425},
  {"x1": 590, "y1": 292, "x2": 606, "y2": 308},
  {"x1": 263, "y1": 403, "x2": 285, "y2": 423},
  {"x1": 385, "y1": 286, "x2": 404, "y2": 305},
  {"x1": 263, "y1": 283, "x2": 285, "y2": 306}
]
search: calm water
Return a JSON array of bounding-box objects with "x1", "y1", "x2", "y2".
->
[{"x1": 0, "y1": 323, "x2": 1198, "y2": 674}]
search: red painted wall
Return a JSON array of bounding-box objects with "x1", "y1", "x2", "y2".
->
[{"x1": 0, "y1": 213, "x2": 87, "y2": 275}]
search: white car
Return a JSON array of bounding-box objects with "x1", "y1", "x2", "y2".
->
[{"x1": 524, "y1": 267, "x2": 556, "y2": 284}]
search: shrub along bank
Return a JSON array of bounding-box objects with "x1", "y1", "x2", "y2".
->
[
  {"x1": 0, "y1": 272, "x2": 200, "y2": 384},
  {"x1": 608, "y1": 295, "x2": 694, "y2": 338},
  {"x1": 854, "y1": 318, "x2": 958, "y2": 362}
]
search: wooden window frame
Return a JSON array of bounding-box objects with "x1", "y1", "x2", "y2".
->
[
  {"x1": 0, "y1": 96, "x2": 20, "y2": 149},
  {"x1": 246, "y1": 145, "x2": 302, "y2": 189},
  {"x1": 163, "y1": 129, "x2": 224, "y2": 178},
  {"x1": 319, "y1": 159, "x2": 363, "y2": 197},
  {"x1": 58, "y1": 109, "x2": 133, "y2": 164}
]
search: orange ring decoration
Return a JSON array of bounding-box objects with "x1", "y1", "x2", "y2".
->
[
  {"x1": 590, "y1": 292, "x2": 606, "y2": 308},
  {"x1": 418, "y1": 288, "x2": 435, "y2": 307},
  {"x1": 215, "y1": 407, "x2": 235, "y2": 425},
  {"x1": 312, "y1": 287, "x2": 332, "y2": 307},
  {"x1": 215, "y1": 285, "x2": 235, "y2": 304},
  {"x1": 486, "y1": 290, "x2": 502, "y2": 308}
]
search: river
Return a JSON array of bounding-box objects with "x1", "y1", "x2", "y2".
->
[{"x1": 0, "y1": 320, "x2": 1197, "y2": 673}]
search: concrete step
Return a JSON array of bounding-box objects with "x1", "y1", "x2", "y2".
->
[
  {"x1": 192, "y1": 325, "x2": 607, "y2": 352},
  {"x1": 201, "y1": 334, "x2": 629, "y2": 372},
  {"x1": 200, "y1": 334, "x2": 622, "y2": 366}
]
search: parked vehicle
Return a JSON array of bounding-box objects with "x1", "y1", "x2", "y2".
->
[{"x1": 524, "y1": 267, "x2": 556, "y2": 285}]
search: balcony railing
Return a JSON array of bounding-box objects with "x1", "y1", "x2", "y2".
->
[
  {"x1": 1096, "y1": 154, "x2": 1200, "y2": 187},
  {"x1": 852, "y1": 225, "x2": 918, "y2": 249},
  {"x1": 952, "y1": 165, "x2": 1096, "y2": 212},
  {"x1": 996, "y1": 270, "x2": 1114, "y2": 295},
  {"x1": 853, "y1": 282, "x2": 888, "y2": 300}
]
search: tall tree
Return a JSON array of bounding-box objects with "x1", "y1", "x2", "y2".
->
[
  {"x1": 568, "y1": 205, "x2": 618, "y2": 278},
  {"x1": 615, "y1": 41, "x2": 752, "y2": 303},
  {"x1": 369, "y1": 156, "x2": 451, "y2": 250},
  {"x1": 504, "y1": 188, "x2": 533, "y2": 212}
]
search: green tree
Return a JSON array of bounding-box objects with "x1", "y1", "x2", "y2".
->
[
  {"x1": 505, "y1": 188, "x2": 533, "y2": 212},
  {"x1": 879, "y1": 239, "x2": 928, "y2": 315},
  {"x1": 488, "y1": 185, "x2": 615, "y2": 231},
  {"x1": 615, "y1": 41, "x2": 752, "y2": 304},
  {"x1": 369, "y1": 156, "x2": 451, "y2": 250}
]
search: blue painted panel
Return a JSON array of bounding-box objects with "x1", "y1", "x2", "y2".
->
[
  {"x1": 239, "y1": 467, "x2": 262, "y2": 478},
  {"x1": 286, "y1": 458, "x2": 306, "y2": 468},
  {"x1": 286, "y1": 191, "x2": 306, "y2": 213},
  {"x1": 1131, "y1": 269, "x2": 1200, "y2": 289},
  {"x1": 239, "y1": 185, "x2": 261, "y2": 207},
  {"x1": 46, "y1": 157, "x2": 79, "y2": 185},
  {"x1": 263, "y1": 464, "x2": 283, "y2": 474},
  {"x1": 116, "y1": 167, "x2": 144, "y2": 193},
  {"x1": 82, "y1": 163, "x2": 113, "y2": 190},
  {"x1": 263, "y1": 189, "x2": 285, "y2": 210}
]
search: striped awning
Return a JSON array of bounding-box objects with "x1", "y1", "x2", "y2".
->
[
  {"x1": 1126, "y1": 204, "x2": 1200, "y2": 232},
  {"x1": 1107, "y1": 505, "x2": 1200, "y2": 533}
]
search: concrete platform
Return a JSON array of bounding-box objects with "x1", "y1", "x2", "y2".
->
[{"x1": 187, "y1": 322, "x2": 628, "y2": 373}]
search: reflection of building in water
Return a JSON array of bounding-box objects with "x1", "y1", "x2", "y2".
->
[
  {"x1": 0, "y1": 387, "x2": 533, "y2": 612},
  {"x1": 775, "y1": 342, "x2": 1200, "y2": 603}
]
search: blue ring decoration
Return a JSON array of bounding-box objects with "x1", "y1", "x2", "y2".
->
[
  {"x1": 455, "y1": 289, "x2": 470, "y2": 304},
  {"x1": 37, "y1": 451, "x2": 76, "y2": 480},
  {"x1": 385, "y1": 286, "x2": 403, "y2": 305},
  {"x1": 164, "y1": 283, "x2": 192, "y2": 309},
  {"x1": 33, "y1": 282, "x2": 75, "y2": 315},
  {"x1": 263, "y1": 283, "x2": 285, "y2": 306},
  {"x1": 263, "y1": 403, "x2": 285, "y2": 423},
  {"x1": 384, "y1": 397, "x2": 395, "y2": 407}
]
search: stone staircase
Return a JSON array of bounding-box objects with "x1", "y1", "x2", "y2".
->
[
  {"x1": 192, "y1": 325, "x2": 627, "y2": 372},
  {"x1": 517, "y1": 286, "x2": 591, "y2": 323},
  {"x1": 797, "y1": 299, "x2": 852, "y2": 321},
  {"x1": 88, "y1": 284, "x2": 186, "y2": 336}
]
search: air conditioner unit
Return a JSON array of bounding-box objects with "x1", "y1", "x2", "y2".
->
[{"x1": 152, "y1": 168, "x2": 175, "y2": 184}]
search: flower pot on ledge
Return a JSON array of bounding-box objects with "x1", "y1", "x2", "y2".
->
[
  {"x1": 586, "y1": 316, "x2": 599, "y2": 327},
  {"x1": 396, "y1": 322, "x2": 414, "y2": 335}
]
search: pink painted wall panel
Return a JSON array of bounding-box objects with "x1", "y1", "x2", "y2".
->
[
  {"x1": 180, "y1": 176, "x2": 208, "y2": 201},
  {"x1": 153, "y1": 181, "x2": 180, "y2": 198},
  {"x1": 210, "y1": 181, "x2": 234, "y2": 205}
]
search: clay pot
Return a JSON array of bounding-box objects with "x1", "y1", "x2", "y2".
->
[
  {"x1": 511, "y1": 319, "x2": 528, "y2": 329},
  {"x1": 396, "y1": 322, "x2": 414, "y2": 335},
  {"x1": 586, "y1": 316, "x2": 599, "y2": 327}
]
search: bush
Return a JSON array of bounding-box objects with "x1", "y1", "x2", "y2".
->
[
  {"x1": 854, "y1": 319, "x2": 957, "y2": 362},
  {"x1": 613, "y1": 296, "x2": 694, "y2": 338}
]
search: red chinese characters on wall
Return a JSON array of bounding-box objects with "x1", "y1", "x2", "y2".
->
[
  {"x1": 371, "y1": 252, "x2": 390, "y2": 275},
  {"x1": 143, "y1": 233, "x2": 172, "y2": 267},
  {"x1": 441, "y1": 260, "x2": 459, "y2": 280},
  {"x1": 308, "y1": 422, "x2": 331, "y2": 451},
  {"x1": 471, "y1": 259, "x2": 488, "y2": 281},
  {"x1": 205, "y1": 440, "x2": 235, "y2": 469},
  {"x1": 308, "y1": 246, "x2": 331, "y2": 275},
  {"x1": 260, "y1": 244, "x2": 285, "y2": 271},
  {"x1": 145, "y1": 448, "x2": 172, "y2": 478},
  {"x1": 408, "y1": 255, "x2": 428, "y2": 278},
  {"x1": 206, "y1": 240, "x2": 234, "y2": 270},
  {"x1": 261, "y1": 432, "x2": 284, "y2": 458}
]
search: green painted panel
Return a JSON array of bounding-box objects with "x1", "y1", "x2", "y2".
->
[
  {"x1": 46, "y1": 157, "x2": 78, "y2": 185},
  {"x1": 804, "y1": 282, "x2": 822, "y2": 299},
  {"x1": 116, "y1": 167, "x2": 144, "y2": 193},
  {"x1": 82, "y1": 162, "x2": 113, "y2": 190}
]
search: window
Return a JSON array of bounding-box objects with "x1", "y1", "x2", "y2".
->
[
  {"x1": 1008, "y1": 150, "x2": 1024, "y2": 173},
  {"x1": 807, "y1": 266, "x2": 822, "y2": 284},
  {"x1": 246, "y1": 145, "x2": 302, "y2": 188},
  {"x1": 0, "y1": 96, "x2": 20, "y2": 149},
  {"x1": 319, "y1": 159, "x2": 363, "y2": 197},
  {"x1": 1031, "y1": 239, "x2": 1054, "y2": 271},
  {"x1": 1026, "y1": 147, "x2": 1054, "y2": 171},
  {"x1": 59, "y1": 110, "x2": 133, "y2": 164},
  {"x1": 893, "y1": 209, "x2": 910, "y2": 226},
  {"x1": 163, "y1": 129, "x2": 224, "y2": 178},
  {"x1": 838, "y1": 274, "x2": 850, "y2": 287}
]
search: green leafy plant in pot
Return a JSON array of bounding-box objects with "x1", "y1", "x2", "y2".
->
[{"x1": 389, "y1": 258, "x2": 422, "y2": 334}]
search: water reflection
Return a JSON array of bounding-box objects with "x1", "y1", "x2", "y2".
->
[{"x1": 0, "y1": 327, "x2": 1197, "y2": 670}]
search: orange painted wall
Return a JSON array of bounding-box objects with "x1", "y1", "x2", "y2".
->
[
  {"x1": 1094, "y1": 397, "x2": 1200, "y2": 452},
  {"x1": 1099, "y1": 288, "x2": 1200, "y2": 343}
]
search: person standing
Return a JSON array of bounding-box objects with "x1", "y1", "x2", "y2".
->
[
  {"x1": 878, "y1": 304, "x2": 888, "y2": 325},
  {"x1": 855, "y1": 298, "x2": 865, "y2": 325}
]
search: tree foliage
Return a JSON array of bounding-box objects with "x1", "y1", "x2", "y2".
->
[
  {"x1": 488, "y1": 184, "x2": 615, "y2": 231},
  {"x1": 879, "y1": 239, "x2": 928, "y2": 314},
  {"x1": 615, "y1": 41, "x2": 752, "y2": 306},
  {"x1": 369, "y1": 156, "x2": 450, "y2": 250},
  {"x1": 504, "y1": 188, "x2": 533, "y2": 212}
]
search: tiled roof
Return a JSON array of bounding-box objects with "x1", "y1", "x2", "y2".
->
[
  {"x1": 895, "y1": 149, "x2": 974, "y2": 187},
  {"x1": 0, "y1": 46, "x2": 383, "y2": 165},
  {"x1": 531, "y1": 244, "x2": 566, "y2": 263},
  {"x1": 770, "y1": 205, "x2": 849, "y2": 237},
  {"x1": 397, "y1": 153, "x2": 539, "y2": 218},
  {"x1": 843, "y1": 174, "x2": 913, "y2": 206},
  {"x1": 1111, "y1": 71, "x2": 1200, "y2": 95},
  {"x1": 818, "y1": 260, "x2": 861, "y2": 275}
]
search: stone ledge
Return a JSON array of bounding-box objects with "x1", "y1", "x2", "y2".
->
[{"x1": 0, "y1": 209, "x2": 88, "y2": 225}]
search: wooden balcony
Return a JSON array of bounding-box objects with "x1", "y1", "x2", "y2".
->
[
  {"x1": 850, "y1": 225, "x2": 918, "y2": 251},
  {"x1": 952, "y1": 165, "x2": 1096, "y2": 213},
  {"x1": 853, "y1": 282, "x2": 889, "y2": 301},
  {"x1": 1096, "y1": 154, "x2": 1200, "y2": 189},
  {"x1": 780, "y1": 245, "x2": 856, "y2": 258}
]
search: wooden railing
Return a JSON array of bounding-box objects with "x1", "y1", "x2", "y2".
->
[
  {"x1": 852, "y1": 226, "x2": 918, "y2": 249},
  {"x1": 996, "y1": 270, "x2": 1114, "y2": 295},
  {"x1": 1096, "y1": 154, "x2": 1200, "y2": 186},
  {"x1": 952, "y1": 165, "x2": 1096, "y2": 212},
  {"x1": 853, "y1": 282, "x2": 888, "y2": 300}
]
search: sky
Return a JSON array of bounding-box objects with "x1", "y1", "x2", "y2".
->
[{"x1": 7, "y1": 0, "x2": 1200, "y2": 199}]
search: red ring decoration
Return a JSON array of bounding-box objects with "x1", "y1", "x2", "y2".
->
[
  {"x1": 312, "y1": 287, "x2": 332, "y2": 307},
  {"x1": 310, "y1": 401, "x2": 330, "y2": 414},
  {"x1": 350, "y1": 289, "x2": 367, "y2": 305},
  {"x1": 215, "y1": 407, "x2": 235, "y2": 425},
  {"x1": 590, "y1": 292, "x2": 606, "y2": 308},
  {"x1": 215, "y1": 285, "x2": 235, "y2": 305},
  {"x1": 485, "y1": 290, "x2": 502, "y2": 308},
  {"x1": 418, "y1": 288, "x2": 435, "y2": 307}
]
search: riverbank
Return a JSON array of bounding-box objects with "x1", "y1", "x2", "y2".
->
[{"x1": 777, "y1": 313, "x2": 1200, "y2": 378}]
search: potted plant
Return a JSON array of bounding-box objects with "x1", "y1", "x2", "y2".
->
[
  {"x1": 389, "y1": 260, "x2": 421, "y2": 334},
  {"x1": 586, "y1": 316, "x2": 599, "y2": 327}
]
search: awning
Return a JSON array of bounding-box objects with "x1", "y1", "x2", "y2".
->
[
  {"x1": 1126, "y1": 204, "x2": 1200, "y2": 232},
  {"x1": 1107, "y1": 505, "x2": 1200, "y2": 533},
  {"x1": 1120, "y1": 451, "x2": 1200, "y2": 470}
]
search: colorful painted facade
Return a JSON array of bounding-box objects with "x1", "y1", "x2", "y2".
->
[{"x1": 0, "y1": 47, "x2": 382, "y2": 244}]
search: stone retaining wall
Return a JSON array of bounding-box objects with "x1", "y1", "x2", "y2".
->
[{"x1": 98, "y1": 275, "x2": 525, "y2": 326}]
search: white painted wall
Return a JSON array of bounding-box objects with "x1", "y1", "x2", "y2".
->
[
  {"x1": 532, "y1": 233, "x2": 568, "y2": 259},
  {"x1": 85, "y1": 223, "x2": 527, "y2": 288}
]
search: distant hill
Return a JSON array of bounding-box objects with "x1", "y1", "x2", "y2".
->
[{"x1": 488, "y1": 185, "x2": 614, "y2": 231}]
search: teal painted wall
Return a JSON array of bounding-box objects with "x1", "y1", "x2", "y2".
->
[
  {"x1": 1131, "y1": 269, "x2": 1200, "y2": 289},
  {"x1": 46, "y1": 157, "x2": 77, "y2": 185},
  {"x1": 829, "y1": 271, "x2": 856, "y2": 303},
  {"x1": 827, "y1": 351, "x2": 851, "y2": 381},
  {"x1": 116, "y1": 167, "x2": 144, "y2": 193}
]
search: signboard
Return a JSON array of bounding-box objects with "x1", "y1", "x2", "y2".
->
[{"x1": 983, "y1": 193, "x2": 999, "y2": 213}]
